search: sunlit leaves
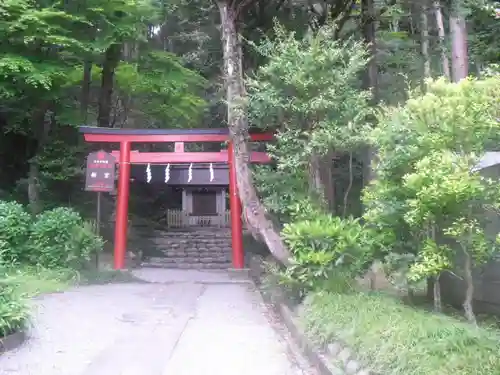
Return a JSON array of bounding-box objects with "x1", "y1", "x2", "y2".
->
[
  {"x1": 407, "y1": 239, "x2": 452, "y2": 281},
  {"x1": 112, "y1": 51, "x2": 207, "y2": 127},
  {"x1": 247, "y1": 22, "x2": 372, "y2": 216},
  {"x1": 364, "y1": 76, "x2": 500, "y2": 285},
  {"x1": 403, "y1": 151, "x2": 484, "y2": 227}
]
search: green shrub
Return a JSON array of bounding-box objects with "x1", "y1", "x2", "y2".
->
[
  {"x1": 280, "y1": 215, "x2": 376, "y2": 294},
  {"x1": 299, "y1": 291, "x2": 500, "y2": 375},
  {"x1": 0, "y1": 280, "x2": 29, "y2": 337},
  {"x1": 0, "y1": 201, "x2": 31, "y2": 264},
  {"x1": 29, "y1": 207, "x2": 104, "y2": 268}
]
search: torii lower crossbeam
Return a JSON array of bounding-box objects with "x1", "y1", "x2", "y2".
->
[
  {"x1": 109, "y1": 150, "x2": 271, "y2": 164},
  {"x1": 79, "y1": 126, "x2": 273, "y2": 271}
]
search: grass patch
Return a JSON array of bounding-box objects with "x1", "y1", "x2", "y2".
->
[
  {"x1": 1, "y1": 266, "x2": 142, "y2": 298},
  {"x1": 0, "y1": 280, "x2": 30, "y2": 337},
  {"x1": 401, "y1": 293, "x2": 500, "y2": 330},
  {"x1": 2, "y1": 266, "x2": 77, "y2": 297},
  {"x1": 299, "y1": 291, "x2": 500, "y2": 375}
]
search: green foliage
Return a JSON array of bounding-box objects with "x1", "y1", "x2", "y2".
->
[
  {"x1": 113, "y1": 51, "x2": 207, "y2": 127},
  {"x1": 299, "y1": 291, "x2": 500, "y2": 375},
  {"x1": 469, "y1": 1, "x2": 500, "y2": 66},
  {"x1": 403, "y1": 152, "x2": 485, "y2": 227},
  {"x1": 82, "y1": 0, "x2": 156, "y2": 47},
  {"x1": 364, "y1": 76, "x2": 500, "y2": 303},
  {"x1": 407, "y1": 239, "x2": 452, "y2": 282},
  {"x1": 2, "y1": 265, "x2": 78, "y2": 297},
  {"x1": 248, "y1": 22, "x2": 371, "y2": 217},
  {"x1": 444, "y1": 217, "x2": 495, "y2": 263},
  {"x1": 0, "y1": 0, "x2": 207, "y2": 202},
  {"x1": 279, "y1": 215, "x2": 375, "y2": 294},
  {"x1": 376, "y1": 29, "x2": 422, "y2": 105},
  {"x1": 248, "y1": 23, "x2": 371, "y2": 155},
  {"x1": 0, "y1": 280, "x2": 29, "y2": 337},
  {"x1": 401, "y1": 151, "x2": 500, "y2": 282},
  {"x1": 34, "y1": 139, "x2": 84, "y2": 181},
  {"x1": 253, "y1": 164, "x2": 321, "y2": 222},
  {"x1": 287, "y1": 198, "x2": 325, "y2": 222},
  {"x1": 28, "y1": 207, "x2": 104, "y2": 269},
  {"x1": 0, "y1": 0, "x2": 90, "y2": 106},
  {"x1": 0, "y1": 201, "x2": 31, "y2": 265},
  {"x1": 365, "y1": 76, "x2": 500, "y2": 237}
]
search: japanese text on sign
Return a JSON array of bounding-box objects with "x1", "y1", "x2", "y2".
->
[{"x1": 85, "y1": 151, "x2": 116, "y2": 192}]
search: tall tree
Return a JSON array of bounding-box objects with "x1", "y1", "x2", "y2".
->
[
  {"x1": 421, "y1": 0, "x2": 431, "y2": 79},
  {"x1": 216, "y1": 0, "x2": 292, "y2": 264},
  {"x1": 361, "y1": 0, "x2": 378, "y2": 190},
  {"x1": 433, "y1": 0, "x2": 451, "y2": 79}
]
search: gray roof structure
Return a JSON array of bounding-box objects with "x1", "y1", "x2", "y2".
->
[{"x1": 473, "y1": 152, "x2": 500, "y2": 171}]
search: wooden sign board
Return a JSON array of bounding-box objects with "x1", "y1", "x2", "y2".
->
[{"x1": 85, "y1": 151, "x2": 116, "y2": 192}]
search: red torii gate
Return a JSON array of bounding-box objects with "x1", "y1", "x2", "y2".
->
[{"x1": 79, "y1": 127, "x2": 273, "y2": 270}]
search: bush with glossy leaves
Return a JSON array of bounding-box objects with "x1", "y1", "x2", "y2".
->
[{"x1": 279, "y1": 215, "x2": 378, "y2": 295}]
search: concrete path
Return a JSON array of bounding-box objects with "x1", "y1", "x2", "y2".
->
[{"x1": 0, "y1": 269, "x2": 316, "y2": 375}]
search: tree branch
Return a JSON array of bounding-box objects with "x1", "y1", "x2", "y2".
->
[{"x1": 234, "y1": 0, "x2": 258, "y2": 21}]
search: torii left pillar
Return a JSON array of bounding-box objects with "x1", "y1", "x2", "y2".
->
[{"x1": 114, "y1": 141, "x2": 131, "y2": 269}]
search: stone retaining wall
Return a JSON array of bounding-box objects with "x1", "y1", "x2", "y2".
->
[{"x1": 140, "y1": 228, "x2": 233, "y2": 269}]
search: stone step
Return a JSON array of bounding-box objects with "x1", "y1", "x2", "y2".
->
[
  {"x1": 158, "y1": 250, "x2": 231, "y2": 258},
  {"x1": 144, "y1": 256, "x2": 231, "y2": 264},
  {"x1": 142, "y1": 257, "x2": 231, "y2": 270},
  {"x1": 135, "y1": 229, "x2": 232, "y2": 237},
  {"x1": 147, "y1": 246, "x2": 231, "y2": 252},
  {"x1": 150, "y1": 242, "x2": 232, "y2": 249}
]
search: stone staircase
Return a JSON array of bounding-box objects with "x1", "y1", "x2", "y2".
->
[{"x1": 134, "y1": 227, "x2": 233, "y2": 270}]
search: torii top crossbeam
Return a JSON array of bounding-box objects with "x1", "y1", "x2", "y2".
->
[{"x1": 79, "y1": 126, "x2": 274, "y2": 143}]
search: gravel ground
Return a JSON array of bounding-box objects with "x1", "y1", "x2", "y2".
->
[{"x1": 0, "y1": 269, "x2": 316, "y2": 375}]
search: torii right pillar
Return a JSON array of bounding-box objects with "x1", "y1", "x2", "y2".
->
[{"x1": 228, "y1": 142, "x2": 244, "y2": 269}]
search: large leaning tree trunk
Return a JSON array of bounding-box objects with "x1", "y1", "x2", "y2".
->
[{"x1": 217, "y1": 0, "x2": 291, "y2": 265}]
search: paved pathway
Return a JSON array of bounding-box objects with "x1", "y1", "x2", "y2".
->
[{"x1": 0, "y1": 269, "x2": 316, "y2": 375}]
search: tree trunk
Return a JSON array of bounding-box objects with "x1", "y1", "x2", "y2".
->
[
  {"x1": 449, "y1": 9, "x2": 468, "y2": 82},
  {"x1": 98, "y1": 43, "x2": 122, "y2": 128},
  {"x1": 309, "y1": 152, "x2": 326, "y2": 204},
  {"x1": 343, "y1": 151, "x2": 354, "y2": 217},
  {"x1": 463, "y1": 250, "x2": 477, "y2": 324},
  {"x1": 421, "y1": 1, "x2": 431, "y2": 80},
  {"x1": 217, "y1": 1, "x2": 290, "y2": 265},
  {"x1": 28, "y1": 101, "x2": 51, "y2": 216},
  {"x1": 433, "y1": 1, "x2": 451, "y2": 79},
  {"x1": 81, "y1": 60, "x2": 92, "y2": 123},
  {"x1": 362, "y1": 0, "x2": 378, "y2": 102},
  {"x1": 426, "y1": 276, "x2": 435, "y2": 301},
  {"x1": 321, "y1": 152, "x2": 335, "y2": 213},
  {"x1": 433, "y1": 273, "x2": 442, "y2": 312},
  {"x1": 28, "y1": 161, "x2": 41, "y2": 216},
  {"x1": 361, "y1": 0, "x2": 378, "y2": 189},
  {"x1": 119, "y1": 42, "x2": 139, "y2": 127}
]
